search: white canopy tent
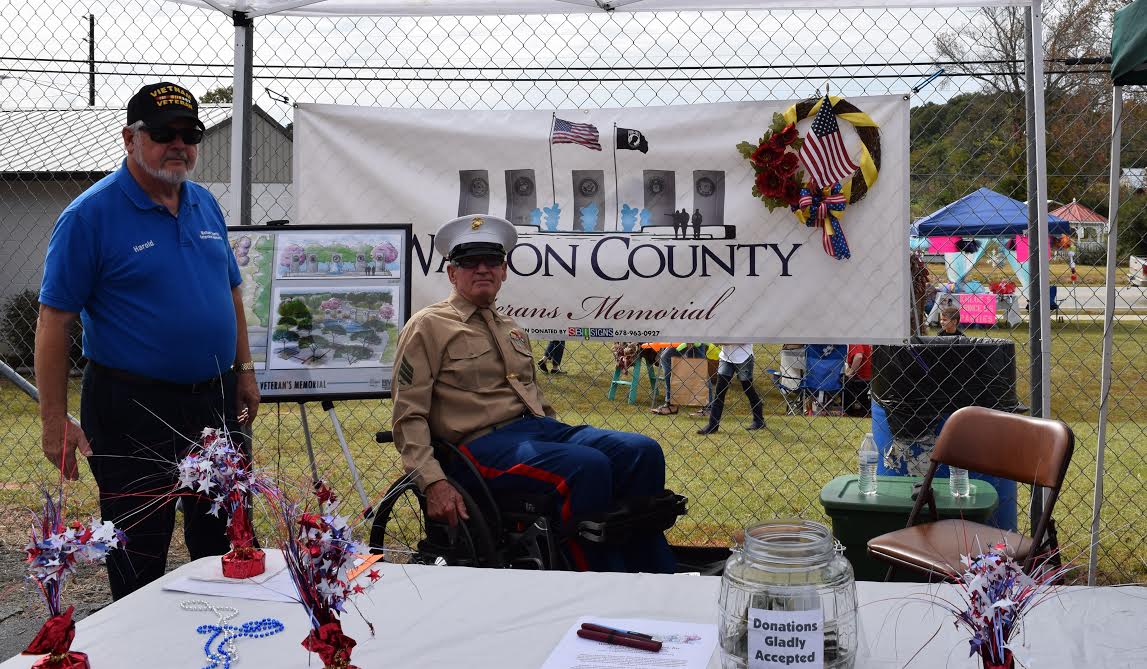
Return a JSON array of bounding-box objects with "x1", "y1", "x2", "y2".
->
[
  {"x1": 162, "y1": 0, "x2": 1062, "y2": 569},
  {"x1": 173, "y1": 0, "x2": 1032, "y2": 18}
]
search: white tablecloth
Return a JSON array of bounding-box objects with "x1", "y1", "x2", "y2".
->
[{"x1": 4, "y1": 553, "x2": 1146, "y2": 668}]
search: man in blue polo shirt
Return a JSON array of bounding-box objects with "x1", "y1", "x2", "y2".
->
[{"x1": 35, "y1": 82, "x2": 260, "y2": 599}]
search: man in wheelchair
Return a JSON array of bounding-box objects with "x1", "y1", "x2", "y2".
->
[{"x1": 388, "y1": 214, "x2": 679, "y2": 573}]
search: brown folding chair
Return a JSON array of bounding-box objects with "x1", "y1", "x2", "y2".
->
[{"x1": 866, "y1": 406, "x2": 1074, "y2": 582}]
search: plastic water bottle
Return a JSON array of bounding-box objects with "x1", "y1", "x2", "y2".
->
[
  {"x1": 949, "y1": 467, "x2": 971, "y2": 498},
  {"x1": 858, "y1": 433, "x2": 878, "y2": 496}
]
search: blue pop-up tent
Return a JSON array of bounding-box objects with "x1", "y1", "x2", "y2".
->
[
  {"x1": 910, "y1": 188, "x2": 1072, "y2": 296},
  {"x1": 911, "y1": 187, "x2": 1070, "y2": 237}
]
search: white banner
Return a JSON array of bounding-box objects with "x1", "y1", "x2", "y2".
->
[{"x1": 296, "y1": 96, "x2": 910, "y2": 342}]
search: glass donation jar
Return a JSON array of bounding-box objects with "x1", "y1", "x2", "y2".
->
[{"x1": 718, "y1": 519, "x2": 858, "y2": 668}]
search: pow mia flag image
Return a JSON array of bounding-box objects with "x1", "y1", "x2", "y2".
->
[{"x1": 616, "y1": 127, "x2": 649, "y2": 154}]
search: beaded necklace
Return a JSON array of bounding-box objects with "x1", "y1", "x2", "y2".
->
[{"x1": 181, "y1": 599, "x2": 285, "y2": 669}]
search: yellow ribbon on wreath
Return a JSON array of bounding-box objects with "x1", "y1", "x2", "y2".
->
[{"x1": 782, "y1": 95, "x2": 880, "y2": 225}]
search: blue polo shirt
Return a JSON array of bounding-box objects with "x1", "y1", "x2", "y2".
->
[{"x1": 40, "y1": 161, "x2": 241, "y2": 383}]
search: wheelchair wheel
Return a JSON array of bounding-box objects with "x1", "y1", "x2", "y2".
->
[
  {"x1": 369, "y1": 477, "x2": 502, "y2": 568},
  {"x1": 369, "y1": 478, "x2": 428, "y2": 564}
]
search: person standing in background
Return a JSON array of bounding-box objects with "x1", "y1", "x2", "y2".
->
[
  {"x1": 696, "y1": 344, "x2": 765, "y2": 435},
  {"x1": 538, "y1": 340, "x2": 566, "y2": 375}
]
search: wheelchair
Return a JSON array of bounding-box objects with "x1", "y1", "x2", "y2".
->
[{"x1": 369, "y1": 431, "x2": 687, "y2": 570}]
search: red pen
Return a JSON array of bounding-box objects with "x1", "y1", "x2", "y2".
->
[
  {"x1": 577, "y1": 628, "x2": 663, "y2": 652},
  {"x1": 580, "y1": 623, "x2": 655, "y2": 640}
]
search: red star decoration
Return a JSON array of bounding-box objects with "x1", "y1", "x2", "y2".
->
[
  {"x1": 315, "y1": 483, "x2": 337, "y2": 505},
  {"x1": 353, "y1": 584, "x2": 365, "y2": 594},
  {"x1": 367, "y1": 569, "x2": 381, "y2": 582}
]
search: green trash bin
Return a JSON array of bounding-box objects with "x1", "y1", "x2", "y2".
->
[{"x1": 819, "y1": 475, "x2": 999, "y2": 581}]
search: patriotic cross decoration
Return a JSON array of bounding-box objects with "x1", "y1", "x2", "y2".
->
[
  {"x1": 797, "y1": 183, "x2": 850, "y2": 260},
  {"x1": 551, "y1": 117, "x2": 602, "y2": 151},
  {"x1": 798, "y1": 95, "x2": 860, "y2": 189}
]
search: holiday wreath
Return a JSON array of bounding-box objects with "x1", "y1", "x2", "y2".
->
[{"x1": 739, "y1": 95, "x2": 881, "y2": 260}]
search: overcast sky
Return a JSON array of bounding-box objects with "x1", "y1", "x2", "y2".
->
[{"x1": 3, "y1": 0, "x2": 998, "y2": 124}]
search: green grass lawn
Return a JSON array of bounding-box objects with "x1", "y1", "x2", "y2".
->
[{"x1": 1, "y1": 321, "x2": 1144, "y2": 583}]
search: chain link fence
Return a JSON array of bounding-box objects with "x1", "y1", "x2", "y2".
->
[{"x1": 1, "y1": 0, "x2": 1144, "y2": 585}]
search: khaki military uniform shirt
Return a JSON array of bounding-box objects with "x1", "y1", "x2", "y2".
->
[{"x1": 391, "y1": 291, "x2": 555, "y2": 490}]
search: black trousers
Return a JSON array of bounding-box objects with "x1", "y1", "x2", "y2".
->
[{"x1": 80, "y1": 364, "x2": 243, "y2": 600}]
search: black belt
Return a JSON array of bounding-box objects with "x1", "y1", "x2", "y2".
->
[
  {"x1": 458, "y1": 413, "x2": 533, "y2": 444},
  {"x1": 90, "y1": 362, "x2": 228, "y2": 394}
]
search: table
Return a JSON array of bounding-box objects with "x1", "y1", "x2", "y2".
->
[{"x1": 4, "y1": 554, "x2": 1146, "y2": 668}]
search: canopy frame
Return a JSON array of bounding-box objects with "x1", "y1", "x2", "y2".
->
[{"x1": 190, "y1": 0, "x2": 1055, "y2": 548}]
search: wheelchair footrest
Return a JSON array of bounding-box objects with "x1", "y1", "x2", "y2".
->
[{"x1": 576, "y1": 490, "x2": 687, "y2": 545}]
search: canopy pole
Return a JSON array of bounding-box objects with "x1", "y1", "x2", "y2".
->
[
  {"x1": 1031, "y1": 0, "x2": 1055, "y2": 527},
  {"x1": 1024, "y1": 3, "x2": 1054, "y2": 531},
  {"x1": 230, "y1": 11, "x2": 254, "y2": 226},
  {"x1": 1024, "y1": 8, "x2": 1043, "y2": 425},
  {"x1": 1089, "y1": 84, "x2": 1122, "y2": 585}
]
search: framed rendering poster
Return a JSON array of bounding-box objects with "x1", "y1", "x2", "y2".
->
[{"x1": 227, "y1": 224, "x2": 412, "y2": 402}]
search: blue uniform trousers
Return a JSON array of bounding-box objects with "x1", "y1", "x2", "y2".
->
[{"x1": 458, "y1": 415, "x2": 675, "y2": 573}]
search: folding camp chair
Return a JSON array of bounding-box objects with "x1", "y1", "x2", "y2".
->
[
  {"x1": 800, "y1": 344, "x2": 846, "y2": 415},
  {"x1": 765, "y1": 369, "x2": 805, "y2": 415}
]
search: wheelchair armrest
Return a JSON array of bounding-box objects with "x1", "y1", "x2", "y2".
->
[
  {"x1": 375, "y1": 430, "x2": 394, "y2": 444},
  {"x1": 576, "y1": 490, "x2": 687, "y2": 545}
]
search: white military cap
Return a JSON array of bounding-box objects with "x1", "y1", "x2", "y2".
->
[{"x1": 434, "y1": 214, "x2": 518, "y2": 260}]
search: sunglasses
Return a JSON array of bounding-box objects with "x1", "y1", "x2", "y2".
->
[
  {"x1": 452, "y1": 255, "x2": 504, "y2": 270},
  {"x1": 141, "y1": 126, "x2": 204, "y2": 145}
]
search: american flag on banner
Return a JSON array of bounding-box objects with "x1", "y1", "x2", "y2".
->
[
  {"x1": 797, "y1": 96, "x2": 860, "y2": 188},
  {"x1": 551, "y1": 117, "x2": 602, "y2": 151}
]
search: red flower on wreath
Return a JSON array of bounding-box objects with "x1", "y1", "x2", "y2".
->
[
  {"x1": 750, "y1": 143, "x2": 773, "y2": 167},
  {"x1": 739, "y1": 113, "x2": 807, "y2": 213},
  {"x1": 779, "y1": 123, "x2": 798, "y2": 145},
  {"x1": 763, "y1": 172, "x2": 786, "y2": 198},
  {"x1": 776, "y1": 152, "x2": 800, "y2": 176},
  {"x1": 782, "y1": 181, "x2": 803, "y2": 206}
]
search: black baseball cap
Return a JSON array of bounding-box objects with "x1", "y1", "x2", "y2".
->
[{"x1": 126, "y1": 82, "x2": 204, "y2": 130}]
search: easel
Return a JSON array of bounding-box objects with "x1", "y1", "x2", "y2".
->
[{"x1": 297, "y1": 399, "x2": 374, "y2": 519}]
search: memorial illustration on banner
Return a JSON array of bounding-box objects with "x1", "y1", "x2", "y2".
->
[{"x1": 295, "y1": 96, "x2": 910, "y2": 343}]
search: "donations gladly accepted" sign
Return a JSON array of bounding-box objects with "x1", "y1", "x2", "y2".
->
[{"x1": 748, "y1": 607, "x2": 825, "y2": 668}]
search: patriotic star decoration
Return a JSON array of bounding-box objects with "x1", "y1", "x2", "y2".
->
[
  {"x1": 175, "y1": 427, "x2": 278, "y2": 531},
  {"x1": 26, "y1": 491, "x2": 125, "y2": 615},
  {"x1": 940, "y1": 543, "x2": 1074, "y2": 667},
  {"x1": 278, "y1": 484, "x2": 377, "y2": 629}
]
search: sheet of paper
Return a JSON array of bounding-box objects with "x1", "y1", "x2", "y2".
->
[
  {"x1": 540, "y1": 616, "x2": 717, "y2": 669},
  {"x1": 163, "y1": 564, "x2": 299, "y2": 603}
]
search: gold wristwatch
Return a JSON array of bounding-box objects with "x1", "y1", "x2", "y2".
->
[{"x1": 233, "y1": 361, "x2": 257, "y2": 374}]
